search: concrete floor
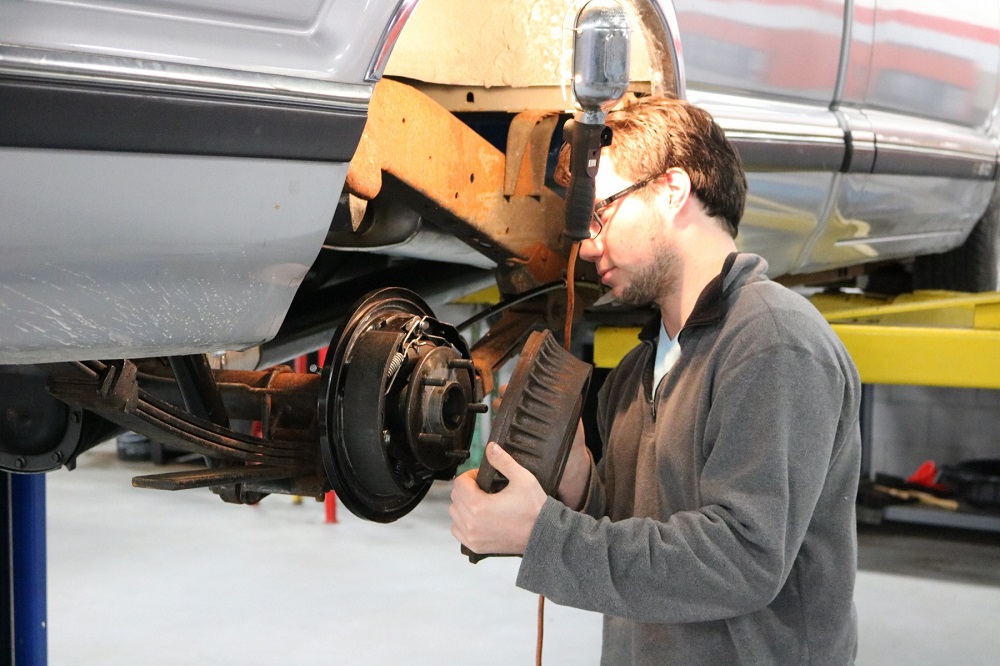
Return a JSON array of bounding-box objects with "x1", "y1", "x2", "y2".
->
[{"x1": 45, "y1": 443, "x2": 1000, "y2": 665}]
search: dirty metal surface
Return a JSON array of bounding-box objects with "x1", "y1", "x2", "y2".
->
[
  {"x1": 344, "y1": 78, "x2": 569, "y2": 285},
  {"x1": 131, "y1": 465, "x2": 301, "y2": 491},
  {"x1": 504, "y1": 110, "x2": 561, "y2": 198},
  {"x1": 319, "y1": 287, "x2": 481, "y2": 523},
  {"x1": 46, "y1": 361, "x2": 316, "y2": 501},
  {"x1": 469, "y1": 310, "x2": 544, "y2": 397},
  {"x1": 476, "y1": 329, "x2": 591, "y2": 494}
]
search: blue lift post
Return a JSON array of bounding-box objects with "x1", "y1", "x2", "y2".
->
[{"x1": 1, "y1": 472, "x2": 48, "y2": 666}]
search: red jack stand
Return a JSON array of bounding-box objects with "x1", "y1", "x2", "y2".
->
[{"x1": 324, "y1": 491, "x2": 337, "y2": 524}]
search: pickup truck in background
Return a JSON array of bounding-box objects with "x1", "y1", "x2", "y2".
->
[{"x1": 1, "y1": 0, "x2": 997, "y2": 518}]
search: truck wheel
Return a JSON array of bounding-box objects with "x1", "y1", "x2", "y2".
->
[{"x1": 913, "y1": 188, "x2": 1000, "y2": 292}]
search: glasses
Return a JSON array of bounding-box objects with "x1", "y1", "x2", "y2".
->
[{"x1": 588, "y1": 175, "x2": 658, "y2": 239}]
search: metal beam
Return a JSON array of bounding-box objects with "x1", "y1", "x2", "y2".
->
[
  {"x1": 830, "y1": 324, "x2": 1000, "y2": 388},
  {"x1": 345, "y1": 78, "x2": 568, "y2": 285},
  {"x1": 1, "y1": 473, "x2": 47, "y2": 665},
  {"x1": 815, "y1": 289, "x2": 1000, "y2": 388},
  {"x1": 592, "y1": 291, "x2": 1000, "y2": 390}
]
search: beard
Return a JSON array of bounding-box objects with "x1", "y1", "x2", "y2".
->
[{"x1": 616, "y1": 236, "x2": 680, "y2": 307}]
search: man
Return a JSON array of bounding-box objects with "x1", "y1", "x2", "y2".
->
[{"x1": 450, "y1": 97, "x2": 861, "y2": 665}]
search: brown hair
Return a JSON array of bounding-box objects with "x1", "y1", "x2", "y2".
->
[{"x1": 557, "y1": 96, "x2": 746, "y2": 237}]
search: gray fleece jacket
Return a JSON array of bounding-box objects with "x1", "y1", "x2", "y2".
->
[{"x1": 517, "y1": 253, "x2": 861, "y2": 665}]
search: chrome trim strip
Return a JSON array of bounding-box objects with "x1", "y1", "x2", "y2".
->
[
  {"x1": 863, "y1": 108, "x2": 998, "y2": 179},
  {"x1": 647, "y1": 0, "x2": 687, "y2": 98},
  {"x1": 872, "y1": 144, "x2": 997, "y2": 180},
  {"x1": 717, "y1": 121, "x2": 995, "y2": 178},
  {"x1": 834, "y1": 230, "x2": 966, "y2": 247},
  {"x1": 692, "y1": 91, "x2": 845, "y2": 136},
  {"x1": 715, "y1": 115, "x2": 995, "y2": 178},
  {"x1": 726, "y1": 135, "x2": 844, "y2": 170},
  {"x1": 365, "y1": 0, "x2": 421, "y2": 83},
  {"x1": 723, "y1": 132, "x2": 843, "y2": 147},
  {"x1": 696, "y1": 91, "x2": 996, "y2": 178},
  {"x1": 0, "y1": 44, "x2": 371, "y2": 112},
  {"x1": 692, "y1": 90, "x2": 846, "y2": 170},
  {"x1": 721, "y1": 121, "x2": 843, "y2": 143}
]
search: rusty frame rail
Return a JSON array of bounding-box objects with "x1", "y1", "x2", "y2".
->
[{"x1": 346, "y1": 78, "x2": 569, "y2": 287}]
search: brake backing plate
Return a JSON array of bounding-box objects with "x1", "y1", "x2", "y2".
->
[{"x1": 318, "y1": 287, "x2": 482, "y2": 523}]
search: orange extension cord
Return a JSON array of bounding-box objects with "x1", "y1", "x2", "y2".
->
[
  {"x1": 563, "y1": 242, "x2": 580, "y2": 355},
  {"x1": 536, "y1": 240, "x2": 581, "y2": 666}
]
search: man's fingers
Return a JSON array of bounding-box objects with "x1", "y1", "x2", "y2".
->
[
  {"x1": 449, "y1": 441, "x2": 546, "y2": 555},
  {"x1": 450, "y1": 469, "x2": 478, "y2": 505},
  {"x1": 460, "y1": 467, "x2": 481, "y2": 480},
  {"x1": 491, "y1": 383, "x2": 508, "y2": 412},
  {"x1": 485, "y1": 441, "x2": 533, "y2": 485}
]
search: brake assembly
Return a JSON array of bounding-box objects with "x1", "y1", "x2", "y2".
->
[{"x1": 318, "y1": 287, "x2": 485, "y2": 523}]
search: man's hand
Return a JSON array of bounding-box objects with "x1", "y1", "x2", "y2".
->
[
  {"x1": 449, "y1": 442, "x2": 546, "y2": 555},
  {"x1": 491, "y1": 384, "x2": 591, "y2": 511}
]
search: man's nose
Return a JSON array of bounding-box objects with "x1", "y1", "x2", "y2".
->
[{"x1": 578, "y1": 235, "x2": 601, "y2": 262}]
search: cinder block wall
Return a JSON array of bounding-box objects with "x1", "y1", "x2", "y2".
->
[{"x1": 869, "y1": 385, "x2": 1000, "y2": 478}]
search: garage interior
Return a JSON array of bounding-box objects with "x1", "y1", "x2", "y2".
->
[
  {"x1": 4, "y1": 0, "x2": 1000, "y2": 663},
  {"x1": 11, "y1": 279, "x2": 1000, "y2": 666},
  {"x1": 43, "y1": 401, "x2": 1000, "y2": 665},
  {"x1": 38, "y1": 299, "x2": 1000, "y2": 664}
]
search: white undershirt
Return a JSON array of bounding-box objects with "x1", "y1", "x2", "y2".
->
[{"x1": 653, "y1": 319, "x2": 681, "y2": 398}]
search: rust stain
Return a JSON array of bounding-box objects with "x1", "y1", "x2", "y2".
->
[{"x1": 343, "y1": 78, "x2": 568, "y2": 276}]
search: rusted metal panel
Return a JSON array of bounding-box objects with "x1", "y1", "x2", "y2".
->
[
  {"x1": 504, "y1": 110, "x2": 561, "y2": 198},
  {"x1": 469, "y1": 310, "x2": 543, "y2": 396},
  {"x1": 345, "y1": 79, "x2": 569, "y2": 282}
]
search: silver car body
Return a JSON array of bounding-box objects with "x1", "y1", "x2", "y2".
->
[
  {"x1": 676, "y1": 0, "x2": 998, "y2": 276},
  {"x1": 1, "y1": 0, "x2": 997, "y2": 364}
]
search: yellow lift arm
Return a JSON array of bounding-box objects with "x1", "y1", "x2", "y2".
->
[
  {"x1": 812, "y1": 290, "x2": 1000, "y2": 389},
  {"x1": 593, "y1": 290, "x2": 1000, "y2": 390}
]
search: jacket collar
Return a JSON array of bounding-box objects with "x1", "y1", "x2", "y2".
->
[{"x1": 639, "y1": 252, "x2": 762, "y2": 342}]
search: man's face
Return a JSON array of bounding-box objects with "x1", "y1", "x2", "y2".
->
[{"x1": 579, "y1": 155, "x2": 679, "y2": 306}]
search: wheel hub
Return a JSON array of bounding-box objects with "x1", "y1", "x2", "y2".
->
[{"x1": 318, "y1": 288, "x2": 482, "y2": 522}]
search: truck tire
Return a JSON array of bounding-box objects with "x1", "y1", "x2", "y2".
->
[{"x1": 913, "y1": 188, "x2": 1000, "y2": 292}]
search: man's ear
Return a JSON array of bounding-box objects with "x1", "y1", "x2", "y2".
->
[{"x1": 660, "y1": 167, "x2": 692, "y2": 211}]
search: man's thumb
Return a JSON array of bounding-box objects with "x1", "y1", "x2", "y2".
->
[{"x1": 486, "y1": 442, "x2": 529, "y2": 482}]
